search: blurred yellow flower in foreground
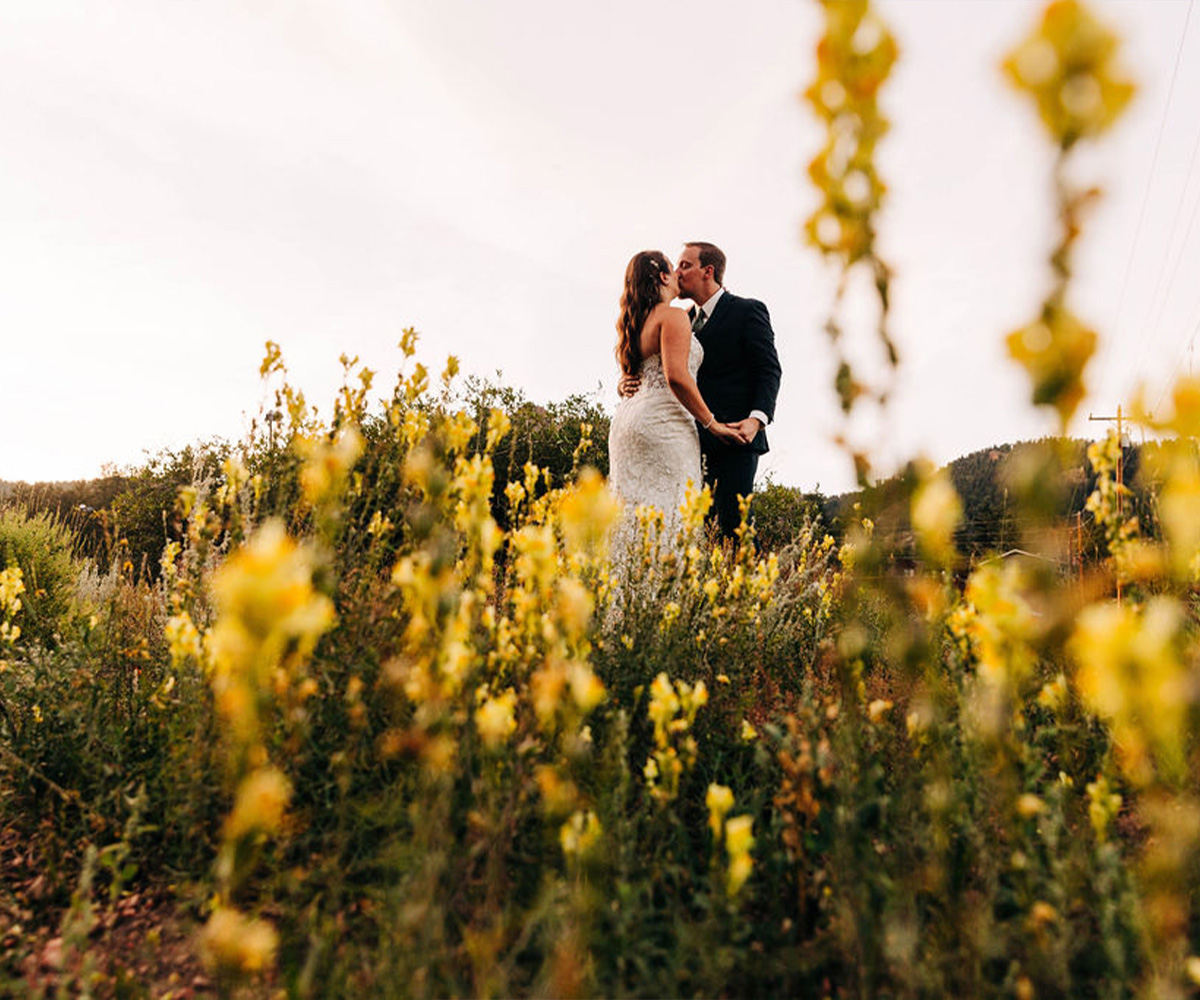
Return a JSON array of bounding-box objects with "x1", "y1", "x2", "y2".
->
[
  {"x1": 225, "y1": 766, "x2": 292, "y2": 839},
  {"x1": 911, "y1": 466, "x2": 962, "y2": 566},
  {"x1": 1139, "y1": 440, "x2": 1200, "y2": 580},
  {"x1": 200, "y1": 907, "x2": 279, "y2": 974},
  {"x1": 867, "y1": 699, "x2": 893, "y2": 724},
  {"x1": 1005, "y1": 304, "x2": 1097, "y2": 429},
  {"x1": 208, "y1": 520, "x2": 335, "y2": 677},
  {"x1": 1036, "y1": 673, "x2": 1068, "y2": 712},
  {"x1": 560, "y1": 809, "x2": 602, "y2": 861},
  {"x1": 559, "y1": 467, "x2": 619, "y2": 556},
  {"x1": 536, "y1": 766, "x2": 579, "y2": 817},
  {"x1": 1086, "y1": 775, "x2": 1122, "y2": 843},
  {"x1": 164, "y1": 611, "x2": 202, "y2": 669},
  {"x1": 1071, "y1": 598, "x2": 1188, "y2": 785},
  {"x1": 959, "y1": 561, "x2": 1040, "y2": 691},
  {"x1": 1002, "y1": 0, "x2": 1135, "y2": 150},
  {"x1": 298, "y1": 425, "x2": 363, "y2": 506},
  {"x1": 475, "y1": 689, "x2": 518, "y2": 749},
  {"x1": 555, "y1": 577, "x2": 594, "y2": 640},
  {"x1": 1017, "y1": 794, "x2": 1046, "y2": 819},
  {"x1": 530, "y1": 658, "x2": 605, "y2": 730},
  {"x1": 1185, "y1": 956, "x2": 1200, "y2": 987}
]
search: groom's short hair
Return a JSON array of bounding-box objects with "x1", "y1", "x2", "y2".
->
[{"x1": 685, "y1": 242, "x2": 726, "y2": 285}]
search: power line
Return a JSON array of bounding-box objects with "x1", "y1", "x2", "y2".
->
[
  {"x1": 1098, "y1": 0, "x2": 1194, "y2": 401},
  {"x1": 1128, "y1": 0, "x2": 1199, "y2": 397},
  {"x1": 1152, "y1": 314, "x2": 1200, "y2": 417}
]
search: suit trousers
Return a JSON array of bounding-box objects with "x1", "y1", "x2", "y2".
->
[{"x1": 703, "y1": 444, "x2": 759, "y2": 539}]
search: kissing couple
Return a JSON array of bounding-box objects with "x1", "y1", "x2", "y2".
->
[{"x1": 608, "y1": 242, "x2": 783, "y2": 542}]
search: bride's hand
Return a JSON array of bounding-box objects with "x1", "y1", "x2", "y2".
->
[
  {"x1": 708, "y1": 421, "x2": 745, "y2": 444},
  {"x1": 618, "y1": 373, "x2": 641, "y2": 398}
]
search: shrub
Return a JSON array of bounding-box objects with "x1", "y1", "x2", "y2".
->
[
  {"x1": 0, "y1": 508, "x2": 81, "y2": 647},
  {"x1": 752, "y1": 478, "x2": 826, "y2": 552}
]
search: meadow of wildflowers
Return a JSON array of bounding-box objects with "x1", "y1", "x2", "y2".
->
[{"x1": 3, "y1": 2, "x2": 1200, "y2": 998}]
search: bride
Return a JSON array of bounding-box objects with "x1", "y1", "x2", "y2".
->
[{"x1": 608, "y1": 250, "x2": 743, "y2": 532}]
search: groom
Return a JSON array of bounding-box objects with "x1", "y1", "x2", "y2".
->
[
  {"x1": 680, "y1": 241, "x2": 782, "y2": 538},
  {"x1": 622, "y1": 241, "x2": 783, "y2": 539}
]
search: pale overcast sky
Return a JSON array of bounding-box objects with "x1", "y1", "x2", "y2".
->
[{"x1": 3, "y1": 1, "x2": 1199, "y2": 493}]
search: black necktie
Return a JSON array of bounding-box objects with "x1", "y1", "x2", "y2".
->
[{"x1": 692, "y1": 309, "x2": 707, "y2": 334}]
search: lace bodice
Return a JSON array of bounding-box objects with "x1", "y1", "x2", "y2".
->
[
  {"x1": 607, "y1": 337, "x2": 704, "y2": 541},
  {"x1": 635, "y1": 339, "x2": 703, "y2": 392}
]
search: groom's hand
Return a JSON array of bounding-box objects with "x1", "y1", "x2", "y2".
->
[
  {"x1": 731, "y1": 417, "x2": 762, "y2": 445},
  {"x1": 617, "y1": 373, "x2": 641, "y2": 398}
]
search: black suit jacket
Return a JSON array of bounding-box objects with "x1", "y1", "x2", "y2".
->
[{"x1": 694, "y1": 291, "x2": 782, "y2": 456}]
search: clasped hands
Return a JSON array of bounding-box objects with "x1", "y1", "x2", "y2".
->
[{"x1": 617, "y1": 374, "x2": 759, "y2": 445}]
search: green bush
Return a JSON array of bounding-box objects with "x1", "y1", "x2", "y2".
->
[
  {"x1": 0, "y1": 508, "x2": 81, "y2": 647},
  {"x1": 752, "y1": 479, "x2": 826, "y2": 552}
]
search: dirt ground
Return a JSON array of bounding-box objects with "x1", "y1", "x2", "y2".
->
[{"x1": 1, "y1": 821, "x2": 215, "y2": 998}]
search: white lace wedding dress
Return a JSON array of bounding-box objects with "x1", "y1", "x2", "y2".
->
[{"x1": 608, "y1": 337, "x2": 704, "y2": 538}]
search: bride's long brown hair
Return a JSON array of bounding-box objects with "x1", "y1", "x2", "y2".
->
[{"x1": 615, "y1": 250, "x2": 670, "y2": 376}]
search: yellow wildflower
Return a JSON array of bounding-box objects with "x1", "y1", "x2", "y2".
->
[
  {"x1": 560, "y1": 809, "x2": 602, "y2": 861},
  {"x1": 679, "y1": 479, "x2": 713, "y2": 535},
  {"x1": 566, "y1": 660, "x2": 605, "y2": 714},
  {"x1": 867, "y1": 699, "x2": 893, "y2": 724},
  {"x1": 1016, "y1": 794, "x2": 1046, "y2": 819},
  {"x1": 298, "y1": 425, "x2": 364, "y2": 506},
  {"x1": 1002, "y1": 0, "x2": 1135, "y2": 150},
  {"x1": 555, "y1": 577, "x2": 594, "y2": 640},
  {"x1": 1185, "y1": 956, "x2": 1200, "y2": 986},
  {"x1": 725, "y1": 815, "x2": 755, "y2": 897},
  {"x1": 1036, "y1": 673, "x2": 1068, "y2": 712},
  {"x1": 484, "y1": 406, "x2": 510, "y2": 450},
  {"x1": 1005, "y1": 303, "x2": 1097, "y2": 429},
  {"x1": 1071, "y1": 598, "x2": 1187, "y2": 784},
  {"x1": 911, "y1": 465, "x2": 962, "y2": 566},
  {"x1": 559, "y1": 468, "x2": 619, "y2": 555},
  {"x1": 367, "y1": 510, "x2": 394, "y2": 537},
  {"x1": 536, "y1": 766, "x2": 580, "y2": 816},
  {"x1": 1086, "y1": 775, "x2": 1122, "y2": 843},
  {"x1": 164, "y1": 611, "x2": 202, "y2": 668},
  {"x1": 475, "y1": 689, "x2": 518, "y2": 749},
  {"x1": 1028, "y1": 900, "x2": 1059, "y2": 929},
  {"x1": 208, "y1": 520, "x2": 335, "y2": 677},
  {"x1": 225, "y1": 766, "x2": 292, "y2": 839},
  {"x1": 443, "y1": 411, "x2": 477, "y2": 453},
  {"x1": 647, "y1": 673, "x2": 681, "y2": 745},
  {"x1": 200, "y1": 907, "x2": 279, "y2": 974},
  {"x1": 706, "y1": 783, "x2": 734, "y2": 840},
  {"x1": 0, "y1": 566, "x2": 24, "y2": 616}
]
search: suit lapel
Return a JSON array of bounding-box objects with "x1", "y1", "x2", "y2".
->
[{"x1": 697, "y1": 292, "x2": 733, "y2": 347}]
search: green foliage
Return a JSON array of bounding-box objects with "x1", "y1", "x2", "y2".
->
[
  {"x1": 459, "y1": 374, "x2": 611, "y2": 528},
  {"x1": 751, "y1": 478, "x2": 826, "y2": 552},
  {"x1": 109, "y1": 443, "x2": 229, "y2": 577},
  {"x1": 0, "y1": 508, "x2": 81, "y2": 647}
]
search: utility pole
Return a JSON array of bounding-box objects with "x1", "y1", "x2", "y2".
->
[
  {"x1": 1075, "y1": 510, "x2": 1084, "y2": 588},
  {"x1": 1088, "y1": 404, "x2": 1124, "y2": 605}
]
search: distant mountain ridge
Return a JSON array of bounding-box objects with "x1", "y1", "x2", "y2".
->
[{"x1": 821, "y1": 437, "x2": 1150, "y2": 562}]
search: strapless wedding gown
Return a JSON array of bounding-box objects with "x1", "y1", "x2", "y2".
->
[{"x1": 608, "y1": 338, "x2": 704, "y2": 531}]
